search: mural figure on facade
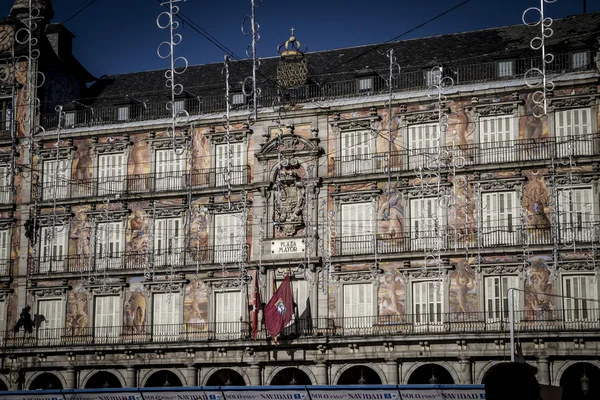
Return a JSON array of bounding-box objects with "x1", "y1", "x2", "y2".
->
[
  {"x1": 451, "y1": 175, "x2": 474, "y2": 232},
  {"x1": 274, "y1": 168, "x2": 306, "y2": 236},
  {"x1": 127, "y1": 208, "x2": 148, "y2": 256},
  {"x1": 452, "y1": 106, "x2": 474, "y2": 162},
  {"x1": 70, "y1": 207, "x2": 91, "y2": 261},
  {"x1": 523, "y1": 94, "x2": 544, "y2": 140},
  {"x1": 525, "y1": 256, "x2": 555, "y2": 315},
  {"x1": 184, "y1": 279, "x2": 208, "y2": 328},
  {"x1": 130, "y1": 138, "x2": 148, "y2": 177},
  {"x1": 73, "y1": 140, "x2": 92, "y2": 182},
  {"x1": 124, "y1": 283, "x2": 147, "y2": 334},
  {"x1": 522, "y1": 170, "x2": 551, "y2": 232},
  {"x1": 379, "y1": 267, "x2": 406, "y2": 318},
  {"x1": 449, "y1": 259, "x2": 477, "y2": 314},
  {"x1": 378, "y1": 185, "x2": 403, "y2": 238},
  {"x1": 66, "y1": 291, "x2": 89, "y2": 335}
]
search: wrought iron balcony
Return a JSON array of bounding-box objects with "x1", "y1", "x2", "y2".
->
[
  {"x1": 0, "y1": 186, "x2": 12, "y2": 204},
  {"x1": 333, "y1": 224, "x2": 597, "y2": 256},
  {"x1": 3, "y1": 308, "x2": 599, "y2": 349},
  {"x1": 31, "y1": 245, "x2": 248, "y2": 275},
  {"x1": 38, "y1": 166, "x2": 251, "y2": 201},
  {"x1": 0, "y1": 259, "x2": 11, "y2": 277},
  {"x1": 331, "y1": 134, "x2": 599, "y2": 177},
  {"x1": 38, "y1": 52, "x2": 595, "y2": 131}
]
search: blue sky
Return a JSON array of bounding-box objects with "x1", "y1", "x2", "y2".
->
[{"x1": 2, "y1": 0, "x2": 599, "y2": 79}]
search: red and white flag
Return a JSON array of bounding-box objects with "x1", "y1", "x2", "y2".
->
[
  {"x1": 264, "y1": 274, "x2": 293, "y2": 343},
  {"x1": 251, "y1": 271, "x2": 261, "y2": 340}
]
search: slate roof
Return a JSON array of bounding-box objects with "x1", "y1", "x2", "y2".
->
[{"x1": 85, "y1": 12, "x2": 600, "y2": 108}]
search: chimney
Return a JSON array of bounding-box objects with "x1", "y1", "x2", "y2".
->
[{"x1": 45, "y1": 24, "x2": 74, "y2": 61}]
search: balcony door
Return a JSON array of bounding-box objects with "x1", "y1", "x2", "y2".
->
[
  {"x1": 343, "y1": 283, "x2": 374, "y2": 331},
  {"x1": 153, "y1": 292, "x2": 181, "y2": 340},
  {"x1": 214, "y1": 213, "x2": 242, "y2": 263},
  {"x1": 408, "y1": 123, "x2": 439, "y2": 170},
  {"x1": 557, "y1": 187, "x2": 594, "y2": 243},
  {"x1": 215, "y1": 290, "x2": 242, "y2": 336},
  {"x1": 154, "y1": 218, "x2": 183, "y2": 267},
  {"x1": 155, "y1": 149, "x2": 185, "y2": 191},
  {"x1": 94, "y1": 295, "x2": 121, "y2": 343},
  {"x1": 215, "y1": 142, "x2": 244, "y2": 186},
  {"x1": 412, "y1": 281, "x2": 443, "y2": 330},
  {"x1": 410, "y1": 197, "x2": 444, "y2": 251},
  {"x1": 340, "y1": 202, "x2": 373, "y2": 255},
  {"x1": 481, "y1": 191, "x2": 518, "y2": 246},
  {"x1": 98, "y1": 153, "x2": 125, "y2": 196},
  {"x1": 480, "y1": 115, "x2": 515, "y2": 163},
  {"x1": 37, "y1": 299, "x2": 63, "y2": 344},
  {"x1": 96, "y1": 222, "x2": 123, "y2": 270},
  {"x1": 555, "y1": 108, "x2": 592, "y2": 157},
  {"x1": 484, "y1": 275, "x2": 519, "y2": 323},
  {"x1": 340, "y1": 130, "x2": 372, "y2": 175}
]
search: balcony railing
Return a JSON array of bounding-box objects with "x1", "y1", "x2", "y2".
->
[
  {"x1": 3, "y1": 308, "x2": 598, "y2": 348},
  {"x1": 332, "y1": 135, "x2": 599, "y2": 177},
  {"x1": 0, "y1": 186, "x2": 11, "y2": 204},
  {"x1": 0, "y1": 259, "x2": 11, "y2": 276},
  {"x1": 38, "y1": 52, "x2": 595, "y2": 131},
  {"x1": 38, "y1": 166, "x2": 251, "y2": 201},
  {"x1": 334, "y1": 224, "x2": 597, "y2": 256},
  {"x1": 31, "y1": 245, "x2": 248, "y2": 275}
]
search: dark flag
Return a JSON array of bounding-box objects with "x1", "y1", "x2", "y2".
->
[
  {"x1": 251, "y1": 272, "x2": 261, "y2": 340},
  {"x1": 264, "y1": 274, "x2": 293, "y2": 343}
]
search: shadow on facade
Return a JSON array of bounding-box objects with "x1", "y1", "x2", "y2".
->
[
  {"x1": 560, "y1": 362, "x2": 600, "y2": 400},
  {"x1": 84, "y1": 371, "x2": 122, "y2": 388},
  {"x1": 206, "y1": 369, "x2": 246, "y2": 386},
  {"x1": 144, "y1": 370, "x2": 182, "y2": 387},
  {"x1": 407, "y1": 364, "x2": 454, "y2": 384},
  {"x1": 270, "y1": 368, "x2": 312, "y2": 385},
  {"x1": 337, "y1": 366, "x2": 382, "y2": 385}
]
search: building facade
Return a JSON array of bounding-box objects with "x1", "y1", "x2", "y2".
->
[{"x1": 0, "y1": 0, "x2": 600, "y2": 398}]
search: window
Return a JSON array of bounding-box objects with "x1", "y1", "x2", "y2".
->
[
  {"x1": 37, "y1": 298, "x2": 64, "y2": 342},
  {"x1": 572, "y1": 51, "x2": 589, "y2": 69},
  {"x1": 481, "y1": 191, "x2": 518, "y2": 246},
  {"x1": 117, "y1": 106, "x2": 130, "y2": 121},
  {"x1": 408, "y1": 123, "x2": 439, "y2": 170},
  {"x1": 557, "y1": 187, "x2": 594, "y2": 243},
  {"x1": 0, "y1": 97, "x2": 12, "y2": 132},
  {"x1": 340, "y1": 202, "x2": 373, "y2": 255},
  {"x1": 173, "y1": 99, "x2": 186, "y2": 114},
  {"x1": 343, "y1": 283, "x2": 373, "y2": 330},
  {"x1": 497, "y1": 60, "x2": 514, "y2": 77},
  {"x1": 154, "y1": 217, "x2": 183, "y2": 267},
  {"x1": 215, "y1": 143, "x2": 244, "y2": 186},
  {"x1": 42, "y1": 159, "x2": 70, "y2": 200},
  {"x1": 214, "y1": 213, "x2": 242, "y2": 264},
  {"x1": 563, "y1": 275, "x2": 598, "y2": 321},
  {"x1": 0, "y1": 164, "x2": 10, "y2": 203},
  {"x1": 357, "y1": 77, "x2": 373, "y2": 94},
  {"x1": 64, "y1": 111, "x2": 75, "y2": 128},
  {"x1": 153, "y1": 292, "x2": 181, "y2": 340},
  {"x1": 94, "y1": 295, "x2": 121, "y2": 342},
  {"x1": 215, "y1": 290, "x2": 242, "y2": 334},
  {"x1": 232, "y1": 93, "x2": 245, "y2": 106},
  {"x1": 96, "y1": 222, "x2": 123, "y2": 270},
  {"x1": 39, "y1": 226, "x2": 67, "y2": 273},
  {"x1": 97, "y1": 153, "x2": 125, "y2": 196},
  {"x1": 425, "y1": 68, "x2": 442, "y2": 87},
  {"x1": 340, "y1": 130, "x2": 372, "y2": 175},
  {"x1": 155, "y1": 149, "x2": 186, "y2": 191},
  {"x1": 276, "y1": 277, "x2": 309, "y2": 318},
  {"x1": 410, "y1": 197, "x2": 444, "y2": 250},
  {"x1": 555, "y1": 108, "x2": 592, "y2": 156},
  {"x1": 484, "y1": 275, "x2": 519, "y2": 322},
  {"x1": 479, "y1": 115, "x2": 515, "y2": 163},
  {"x1": 0, "y1": 229, "x2": 9, "y2": 276},
  {"x1": 412, "y1": 281, "x2": 443, "y2": 326}
]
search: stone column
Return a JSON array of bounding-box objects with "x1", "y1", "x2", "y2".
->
[
  {"x1": 125, "y1": 367, "x2": 136, "y2": 388},
  {"x1": 385, "y1": 360, "x2": 398, "y2": 384},
  {"x1": 458, "y1": 357, "x2": 472, "y2": 384},
  {"x1": 186, "y1": 365, "x2": 198, "y2": 386},
  {"x1": 66, "y1": 368, "x2": 77, "y2": 389},
  {"x1": 249, "y1": 365, "x2": 261, "y2": 386},
  {"x1": 315, "y1": 362, "x2": 328, "y2": 385},
  {"x1": 537, "y1": 357, "x2": 550, "y2": 385}
]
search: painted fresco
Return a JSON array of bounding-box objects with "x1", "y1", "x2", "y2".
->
[
  {"x1": 188, "y1": 199, "x2": 209, "y2": 259},
  {"x1": 6, "y1": 289, "x2": 18, "y2": 331},
  {"x1": 449, "y1": 259, "x2": 478, "y2": 314},
  {"x1": 377, "y1": 183, "x2": 404, "y2": 238},
  {"x1": 184, "y1": 278, "x2": 208, "y2": 328},
  {"x1": 66, "y1": 287, "x2": 89, "y2": 334},
  {"x1": 378, "y1": 262, "x2": 406, "y2": 317},
  {"x1": 522, "y1": 169, "x2": 551, "y2": 229},
  {"x1": 70, "y1": 205, "x2": 92, "y2": 258},
  {"x1": 328, "y1": 280, "x2": 336, "y2": 319},
  {"x1": 72, "y1": 139, "x2": 92, "y2": 183},
  {"x1": 10, "y1": 224, "x2": 19, "y2": 275},
  {"x1": 524, "y1": 255, "x2": 556, "y2": 315},
  {"x1": 129, "y1": 134, "x2": 150, "y2": 178},
  {"x1": 126, "y1": 202, "x2": 149, "y2": 255},
  {"x1": 448, "y1": 175, "x2": 475, "y2": 231},
  {"x1": 192, "y1": 127, "x2": 210, "y2": 171},
  {"x1": 520, "y1": 93, "x2": 549, "y2": 139},
  {"x1": 123, "y1": 278, "x2": 147, "y2": 334}
]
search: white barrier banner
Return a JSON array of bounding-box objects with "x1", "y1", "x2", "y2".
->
[
  {"x1": 3, "y1": 395, "x2": 64, "y2": 400},
  {"x1": 399, "y1": 389, "x2": 485, "y2": 400},
  {"x1": 63, "y1": 392, "x2": 141, "y2": 400},
  {"x1": 222, "y1": 390, "x2": 309, "y2": 400},
  {"x1": 143, "y1": 391, "x2": 223, "y2": 400},
  {"x1": 310, "y1": 390, "x2": 400, "y2": 400}
]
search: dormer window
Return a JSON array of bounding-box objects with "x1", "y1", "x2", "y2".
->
[
  {"x1": 357, "y1": 77, "x2": 373, "y2": 94},
  {"x1": 64, "y1": 111, "x2": 75, "y2": 127},
  {"x1": 425, "y1": 67, "x2": 443, "y2": 87},
  {"x1": 572, "y1": 51, "x2": 589, "y2": 69},
  {"x1": 117, "y1": 106, "x2": 130, "y2": 121},
  {"x1": 232, "y1": 93, "x2": 245, "y2": 106},
  {"x1": 173, "y1": 99, "x2": 186, "y2": 113},
  {"x1": 497, "y1": 60, "x2": 514, "y2": 77}
]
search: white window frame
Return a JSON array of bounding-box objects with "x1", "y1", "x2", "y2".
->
[
  {"x1": 214, "y1": 213, "x2": 243, "y2": 264},
  {"x1": 0, "y1": 228, "x2": 9, "y2": 276},
  {"x1": 357, "y1": 77, "x2": 373, "y2": 94},
  {"x1": 117, "y1": 106, "x2": 130, "y2": 121},
  {"x1": 556, "y1": 187, "x2": 595, "y2": 243},
  {"x1": 97, "y1": 152, "x2": 126, "y2": 196},
  {"x1": 339, "y1": 129, "x2": 373, "y2": 175},
  {"x1": 343, "y1": 283, "x2": 374, "y2": 330},
  {"x1": 0, "y1": 164, "x2": 11, "y2": 203},
  {"x1": 42, "y1": 158, "x2": 70, "y2": 200},
  {"x1": 425, "y1": 68, "x2": 442, "y2": 87},
  {"x1": 173, "y1": 99, "x2": 186, "y2": 114},
  {"x1": 571, "y1": 51, "x2": 589, "y2": 69},
  {"x1": 497, "y1": 60, "x2": 514, "y2": 77},
  {"x1": 479, "y1": 115, "x2": 516, "y2": 163},
  {"x1": 36, "y1": 298, "x2": 64, "y2": 342},
  {"x1": 554, "y1": 108, "x2": 593, "y2": 156},
  {"x1": 340, "y1": 202, "x2": 373, "y2": 255},
  {"x1": 94, "y1": 295, "x2": 121, "y2": 342},
  {"x1": 412, "y1": 280, "x2": 443, "y2": 328},
  {"x1": 0, "y1": 97, "x2": 12, "y2": 131},
  {"x1": 215, "y1": 142, "x2": 244, "y2": 186},
  {"x1": 480, "y1": 191, "x2": 518, "y2": 246},
  {"x1": 39, "y1": 226, "x2": 68, "y2": 273},
  {"x1": 155, "y1": 148, "x2": 186, "y2": 191},
  {"x1": 64, "y1": 111, "x2": 75, "y2": 128},
  {"x1": 214, "y1": 290, "x2": 242, "y2": 334},
  {"x1": 95, "y1": 221, "x2": 124, "y2": 270},
  {"x1": 410, "y1": 197, "x2": 445, "y2": 251},
  {"x1": 407, "y1": 123, "x2": 439, "y2": 170},
  {"x1": 232, "y1": 93, "x2": 245, "y2": 106},
  {"x1": 562, "y1": 274, "x2": 598, "y2": 322},
  {"x1": 154, "y1": 217, "x2": 183, "y2": 267},
  {"x1": 152, "y1": 292, "x2": 182, "y2": 340},
  {"x1": 484, "y1": 275, "x2": 519, "y2": 323}
]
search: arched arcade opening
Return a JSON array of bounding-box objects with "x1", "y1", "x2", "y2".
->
[
  {"x1": 144, "y1": 370, "x2": 182, "y2": 387},
  {"x1": 270, "y1": 368, "x2": 312, "y2": 385},
  {"x1": 560, "y1": 362, "x2": 600, "y2": 400},
  {"x1": 206, "y1": 369, "x2": 246, "y2": 386},
  {"x1": 337, "y1": 366, "x2": 382, "y2": 385},
  {"x1": 407, "y1": 364, "x2": 454, "y2": 384},
  {"x1": 29, "y1": 373, "x2": 63, "y2": 390},
  {"x1": 84, "y1": 371, "x2": 122, "y2": 388}
]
